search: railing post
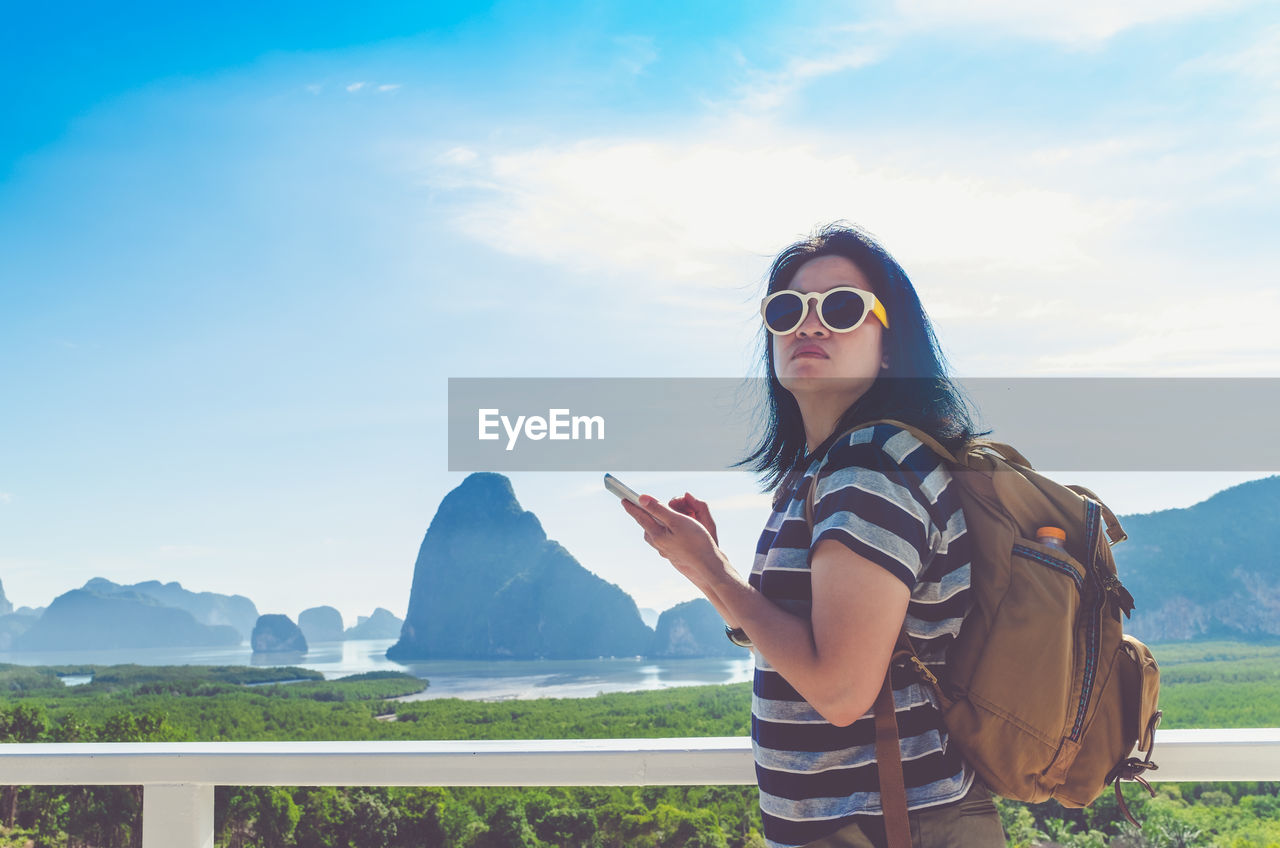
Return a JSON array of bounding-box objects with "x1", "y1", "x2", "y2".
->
[{"x1": 142, "y1": 783, "x2": 214, "y2": 848}]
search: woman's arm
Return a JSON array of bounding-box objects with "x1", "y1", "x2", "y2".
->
[
  {"x1": 622, "y1": 497, "x2": 909, "y2": 726},
  {"x1": 704, "y1": 538, "x2": 908, "y2": 726}
]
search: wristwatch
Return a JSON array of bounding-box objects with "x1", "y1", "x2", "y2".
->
[{"x1": 725, "y1": 625, "x2": 753, "y2": 648}]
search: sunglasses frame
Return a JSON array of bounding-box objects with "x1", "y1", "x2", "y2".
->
[{"x1": 759, "y1": 287, "x2": 890, "y2": 336}]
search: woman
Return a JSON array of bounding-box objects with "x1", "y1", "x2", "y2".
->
[{"x1": 621, "y1": 224, "x2": 1007, "y2": 848}]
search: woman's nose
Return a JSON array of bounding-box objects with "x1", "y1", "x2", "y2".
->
[{"x1": 795, "y1": 296, "x2": 826, "y2": 337}]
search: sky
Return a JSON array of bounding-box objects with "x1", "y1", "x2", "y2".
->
[{"x1": 2, "y1": 1, "x2": 1279, "y2": 627}]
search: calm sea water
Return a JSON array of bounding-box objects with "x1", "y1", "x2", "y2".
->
[{"x1": 0, "y1": 639, "x2": 754, "y2": 701}]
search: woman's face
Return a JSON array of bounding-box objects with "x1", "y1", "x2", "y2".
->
[{"x1": 771, "y1": 254, "x2": 888, "y2": 400}]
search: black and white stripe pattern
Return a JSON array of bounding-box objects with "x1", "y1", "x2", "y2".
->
[{"x1": 749, "y1": 423, "x2": 975, "y2": 848}]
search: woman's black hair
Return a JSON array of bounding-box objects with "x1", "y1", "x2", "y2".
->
[{"x1": 733, "y1": 222, "x2": 990, "y2": 499}]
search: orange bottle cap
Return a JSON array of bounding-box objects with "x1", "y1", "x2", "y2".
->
[{"x1": 1036, "y1": 526, "x2": 1067, "y2": 541}]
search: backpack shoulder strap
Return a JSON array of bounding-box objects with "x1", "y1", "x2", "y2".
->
[
  {"x1": 1065, "y1": 483, "x2": 1129, "y2": 546},
  {"x1": 874, "y1": 674, "x2": 912, "y2": 848},
  {"x1": 860, "y1": 418, "x2": 963, "y2": 465}
]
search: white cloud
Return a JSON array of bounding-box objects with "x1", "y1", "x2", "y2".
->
[
  {"x1": 1027, "y1": 136, "x2": 1167, "y2": 168},
  {"x1": 716, "y1": 2, "x2": 1262, "y2": 116},
  {"x1": 733, "y1": 44, "x2": 887, "y2": 112},
  {"x1": 1032, "y1": 289, "x2": 1280, "y2": 375},
  {"x1": 422, "y1": 135, "x2": 1135, "y2": 282},
  {"x1": 714, "y1": 19, "x2": 894, "y2": 114},
  {"x1": 304, "y1": 83, "x2": 323, "y2": 95},
  {"x1": 893, "y1": 0, "x2": 1260, "y2": 47},
  {"x1": 346, "y1": 82, "x2": 366, "y2": 92},
  {"x1": 377, "y1": 84, "x2": 401, "y2": 92},
  {"x1": 1178, "y1": 25, "x2": 1280, "y2": 131},
  {"x1": 1181, "y1": 25, "x2": 1280, "y2": 84},
  {"x1": 614, "y1": 35, "x2": 659, "y2": 76},
  {"x1": 439, "y1": 146, "x2": 477, "y2": 165},
  {"x1": 415, "y1": 122, "x2": 1280, "y2": 376},
  {"x1": 0, "y1": 493, "x2": 12, "y2": 504}
]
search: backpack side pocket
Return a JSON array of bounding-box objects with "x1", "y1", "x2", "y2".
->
[{"x1": 1053, "y1": 634, "x2": 1160, "y2": 807}]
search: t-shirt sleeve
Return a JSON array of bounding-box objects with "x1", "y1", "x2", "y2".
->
[{"x1": 808, "y1": 429, "x2": 936, "y2": 590}]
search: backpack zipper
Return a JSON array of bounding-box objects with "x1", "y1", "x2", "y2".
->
[
  {"x1": 1069, "y1": 500, "x2": 1104, "y2": 742},
  {"x1": 1101, "y1": 574, "x2": 1136, "y2": 618},
  {"x1": 1010, "y1": 545, "x2": 1084, "y2": 592}
]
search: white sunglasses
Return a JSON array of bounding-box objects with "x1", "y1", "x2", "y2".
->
[{"x1": 760, "y1": 287, "x2": 890, "y2": 335}]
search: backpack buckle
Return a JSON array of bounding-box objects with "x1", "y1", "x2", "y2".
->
[
  {"x1": 909, "y1": 656, "x2": 939, "y2": 688},
  {"x1": 1102, "y1": 575, "x2": 1136, "y2": 618}
]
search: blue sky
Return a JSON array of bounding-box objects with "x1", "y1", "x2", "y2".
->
[{"x1": 3, "y1": 1, "x2": 1279, "y2": 625}]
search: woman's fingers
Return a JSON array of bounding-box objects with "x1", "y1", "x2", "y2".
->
[
  {"x1": 683, "y1": 492, "x2": 719, "y2": 544},
  {"x1": 621, "y1": 497, "x2": 668, "y2": 535},
  {"x1": 625, "y1": 492, "x2": 718, "y2": 552}
]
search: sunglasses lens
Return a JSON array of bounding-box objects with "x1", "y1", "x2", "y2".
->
[
  {"x1": 764, "y1": 291, "x2": 804, "y2": 333},
  {"x1": 821, "y1": 290, "x2": 867, "y2": 331}
]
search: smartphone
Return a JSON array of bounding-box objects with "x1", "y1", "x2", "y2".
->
[
  {"x1": 605, "y1": 473, "x2": 664, "y2": 522},
  {"x1": 604, "y1": 473, "x2": 645, "y2": 507}
]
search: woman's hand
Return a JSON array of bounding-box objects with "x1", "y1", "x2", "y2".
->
[
  {"x1": 621, "y1": 494, "x2": 726, "y2": 590},
  {"x1": 669, "y1": 492, "x2": 719, "y2": 545}
]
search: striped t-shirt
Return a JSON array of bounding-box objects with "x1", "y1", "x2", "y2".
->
[{"x1": 749, "y1": 422, "x2": 976, "y2": 848}]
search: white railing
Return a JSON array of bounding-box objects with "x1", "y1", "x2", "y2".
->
[{"x1": 2, "y1": 730, "x2": 1278, "y2": 848}]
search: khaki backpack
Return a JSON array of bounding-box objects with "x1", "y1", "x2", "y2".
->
[{"x1": 802, "y1": 418, "x2": 1162, "y2": 846}]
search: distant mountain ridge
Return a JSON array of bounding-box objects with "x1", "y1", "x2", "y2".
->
[
  {"x1": 13, "y1": 587, "x2": 241, "y2": 651},
  {"x1": 1117, "y1": 474, "x2": 1280, "y2": 643},
  {"x1": 387, "y1": 473, "x2": 654, "y2": 660},
  {"x1": 82, "y1": 577, "x2": 259, "y2": 640}
]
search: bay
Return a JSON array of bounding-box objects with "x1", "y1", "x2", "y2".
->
[{"x1": 0, "y1": 640, "x2": 754, "y2": 701}]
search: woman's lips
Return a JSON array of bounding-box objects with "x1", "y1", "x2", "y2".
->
[{"x1": 792, "y1": 345, "x2": 828, "y2": 359}]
